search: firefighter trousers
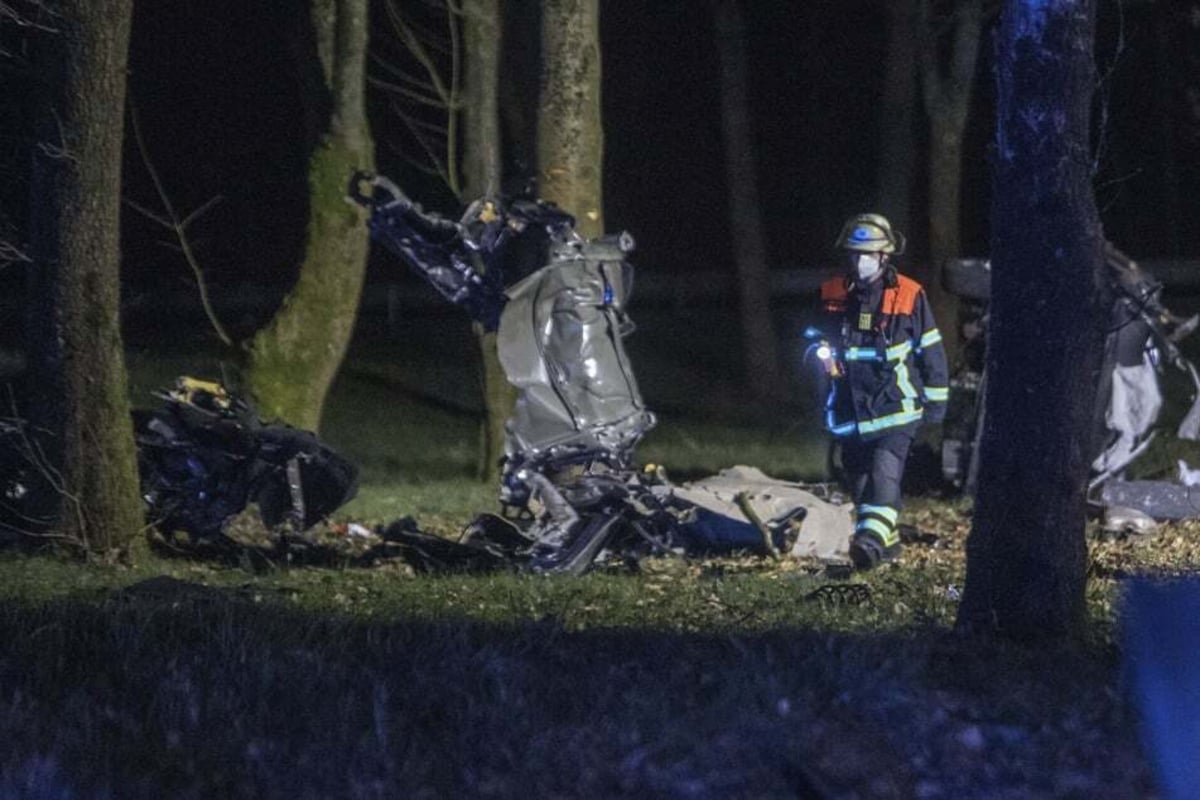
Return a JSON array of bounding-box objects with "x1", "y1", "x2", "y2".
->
[{"x1": 840, "y1": 429, "x2": 914, "y2": 547}]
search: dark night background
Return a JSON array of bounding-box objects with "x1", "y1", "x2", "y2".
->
[
  {"x1": 2, "y1": 1, "x2": 1198, "y2": 355},
  {"x1": 2, "y1": 12, "x2": 1200, "y2": 793}
]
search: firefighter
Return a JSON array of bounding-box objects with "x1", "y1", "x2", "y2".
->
[{"x1": 808, "y1": 213, "x2": 949, "y2": 569}]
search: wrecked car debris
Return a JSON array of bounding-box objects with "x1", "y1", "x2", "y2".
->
[
  {"x1": 349, "y1": 173, "x2": 856, "y2": 575},
  {"x1": 135, "y1": 377, "x2": 360, "y2": 541},
  {"x1": 366, "y1": 466, "x2": 853, "y2": 576},
  {"x1": 0, "y1": 377, "x2": 359, "y2": 542},
  {"x1": 349, "y1": 172, "x2": 672, "y2": 573},
  {"x1": 349, "y1": 171, "x2": 654, "y2": 483},
  {"x1": 670, "y1": 466, "x2": 851, "y2": 561},
  {"x1": 1098, "y1": 505, "x2": 1161, "y2": 539},
  {"x1": 1099, "y1": 483, "x2": 1200, "y2": 524},
  {"x1": 941, "y1": 246, "x2": 1200, "y2": 523}
]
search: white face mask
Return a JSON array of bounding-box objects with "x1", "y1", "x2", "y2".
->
[{"x1": 855, "y1": 253, "x2": 883, "y2": 282}]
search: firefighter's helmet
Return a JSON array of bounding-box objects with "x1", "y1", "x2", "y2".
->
[{"x1": 836, "y1": 213, "x2": 906, "y2": 255}]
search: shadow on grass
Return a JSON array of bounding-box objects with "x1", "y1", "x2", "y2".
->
[
  {"x1": 145, "y1": 522, "x2": 514, "y2": 576},
  {"x1": 0, "y1": 578, "x2": 1153, "y2": 799}
]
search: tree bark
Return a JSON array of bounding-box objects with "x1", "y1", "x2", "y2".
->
[
  {"x1": 876, "y1": 0, "x2": 918, "y2": 233},
  {"x1": 710, "y1": 0, "x2": 780, "y2": 402},
  {"x1": 462, "y1": 0, "x2": 515, "y2": 483},
  {"x1": 27, "y1": 0, "x2": 142, "y2": 551},
  {"x1": 537, "y1": 0, "x2": 603, "y2": 238},
  {"x1": 246, "y1": 0, "x2": 374, "y2": 431},
  {"x1": 957, "y1": 0, "x2": 1105, "y2": 641},
  {"x1": 917, "y1": 0, "x2": 984, "y2": 368},
  {"x1": 927, "y1": 109, "x2": 967, "y2": 274}
]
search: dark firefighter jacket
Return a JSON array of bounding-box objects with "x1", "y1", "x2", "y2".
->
[{"x1": 812, "y1": 272, "x2": 949, "y2": 440}]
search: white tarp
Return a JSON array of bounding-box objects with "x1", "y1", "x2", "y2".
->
[
  {"x1": 672, "y1": 465, "x2": 852, "y2": 561},
  {"x1": 1093, "y1": 354, "x2": 1163, "y2": 476}
]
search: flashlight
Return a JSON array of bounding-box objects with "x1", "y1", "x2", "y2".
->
[{"x1": 807, "y1": 339, "x2": 842, "y2": 378}]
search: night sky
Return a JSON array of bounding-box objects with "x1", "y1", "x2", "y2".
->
[{"x1": 3, "y1": 1, "x2": 1199, "y2": 313}]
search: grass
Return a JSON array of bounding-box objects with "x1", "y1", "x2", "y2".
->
[
  {"x1": 0, "y1": 582, "x2": 1153, "y2": 799},
  {"x1": 0, "y1": 518, "x2": 1170, "y2": 798},
  {"x1": 2, "y1": 485, "x2": 1196, "y2": 796},
  {"x1": 5, "y1": 319, "x2": 1200, "y2": 796}
]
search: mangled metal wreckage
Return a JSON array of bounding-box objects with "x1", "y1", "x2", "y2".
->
[
  {"x1": 0, "y1": 376, "x2": 361, "y2": 546},
  {"x1": 940, "y1": 245, "x2": 1200, "y2": 533},
  {"x1": 348, "y1": 172, "x2": 852, "y2": 573},
  {"x1": 0, "y1": 174, "x2": 851, "y2": 572}
]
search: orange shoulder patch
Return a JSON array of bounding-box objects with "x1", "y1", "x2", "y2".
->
[{"x1": 883, "y1": 274, "x2": 922, "y2": 315}]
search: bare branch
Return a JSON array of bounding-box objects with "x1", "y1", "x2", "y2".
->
[
  {"x1": 127, "y1": 102, "x2": 235, "y2": 347},
  {"x1": 384, "y1": 0, "x2": 454, "y2": 104},
  {"x1": 121, "y1": 197, "x2": 172, "y2": 229},
  {"x1": 390, "y1": 9, "x2": 452, "y2": 57},
  {"x1": 392, "y1": 102, "x2": 452, "y2": 188},
  {"x1": 129, "y1": 105, "x2": 179, "y2": 222},
  {"x1": 1091, "y1": 0, "x2": 1128, "y2": 175},
  {"x1": 373, "y1": 0, "x2": 464, "y2": 200},
  {"x1": 0, "y1": 390, "x2": 76, "y2": 540},
  {"x1": 0, "y1": 1, "x2": 60, "y2": 33},
  {"x1": 381, "y1": 137, "x2": 444, "y2": 179},
  {"x1": 181, "y1": 193, "x2": 223, "y2": 230},
  {"x1": 368, "y1": 74, "x2": 451, "y2": 109},
  {"x1": 0, "y1": 239, "x2": 31, "y2": 265},
  {"x1": 36, "y1": 107, "x2": 76, "y2": 163},
  {"x1": 389, "y1": 102, "x2": 449, "y2": 135},
  {"x1": 445, "y1": 0, "x2": 461, "y2": 195},
  {"x1": 369, "y1": 53, "x2": 444, "y2": 94}
]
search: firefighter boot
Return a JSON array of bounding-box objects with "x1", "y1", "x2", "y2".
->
[
  {"x1": 848, "y1": 532, "x2": 902, "y2": 570},
  {"x1": 850, "y1": 503, "x2": 902, "y2": 570}
]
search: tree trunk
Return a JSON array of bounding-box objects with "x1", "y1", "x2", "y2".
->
[
  {"x1": 927, "y1": 115, "x2": 965, "y2": 281},
  {"x1": 926, "y1": 111, "x2": 965, "y2": 367},
  {"x1": 917, "y1": 0, "x2": 983, "y2": 368},
  {"x1": 710, "y1": 0, "x2": 780, "y2": 402},
  {"x1": 246, "y1": 0, "x2": 374, "y2": 432},
  {"x1": 462, "y1": 0, "x2": 515, "y2": 483},
  {"x1": 876, "y1": 0, "x2": 918, "y2": 233},
  {"x1": 537, "y1": 0, "x2": 603, "y2": 238},
  {"x1": 957, "y1": 0, "x2": 1105, "y2": 641},
  {"x1": 27, "y1": 0, "x2": 142, "y2": 551}
]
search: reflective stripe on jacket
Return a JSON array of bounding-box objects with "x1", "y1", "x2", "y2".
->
[{"x1": 816, "y1": 273, "x2": 949, "y2": 439}]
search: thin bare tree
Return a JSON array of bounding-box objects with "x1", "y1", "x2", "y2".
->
[
  {"x1": 372, "y1": 0, "x2": 515, "y2": 482},
  {"x1": 916, "y1": 0, "x2": 986, "y2": 366},
  {"x1": 123, "y1": 104, "x2": 233, "y2": 348},
  {"x1": 710, "y1": 0, "x2": 781, "y2": 402},
  {"x1": 876, "y1": 0, "x2": 918, "y2": 233}
]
